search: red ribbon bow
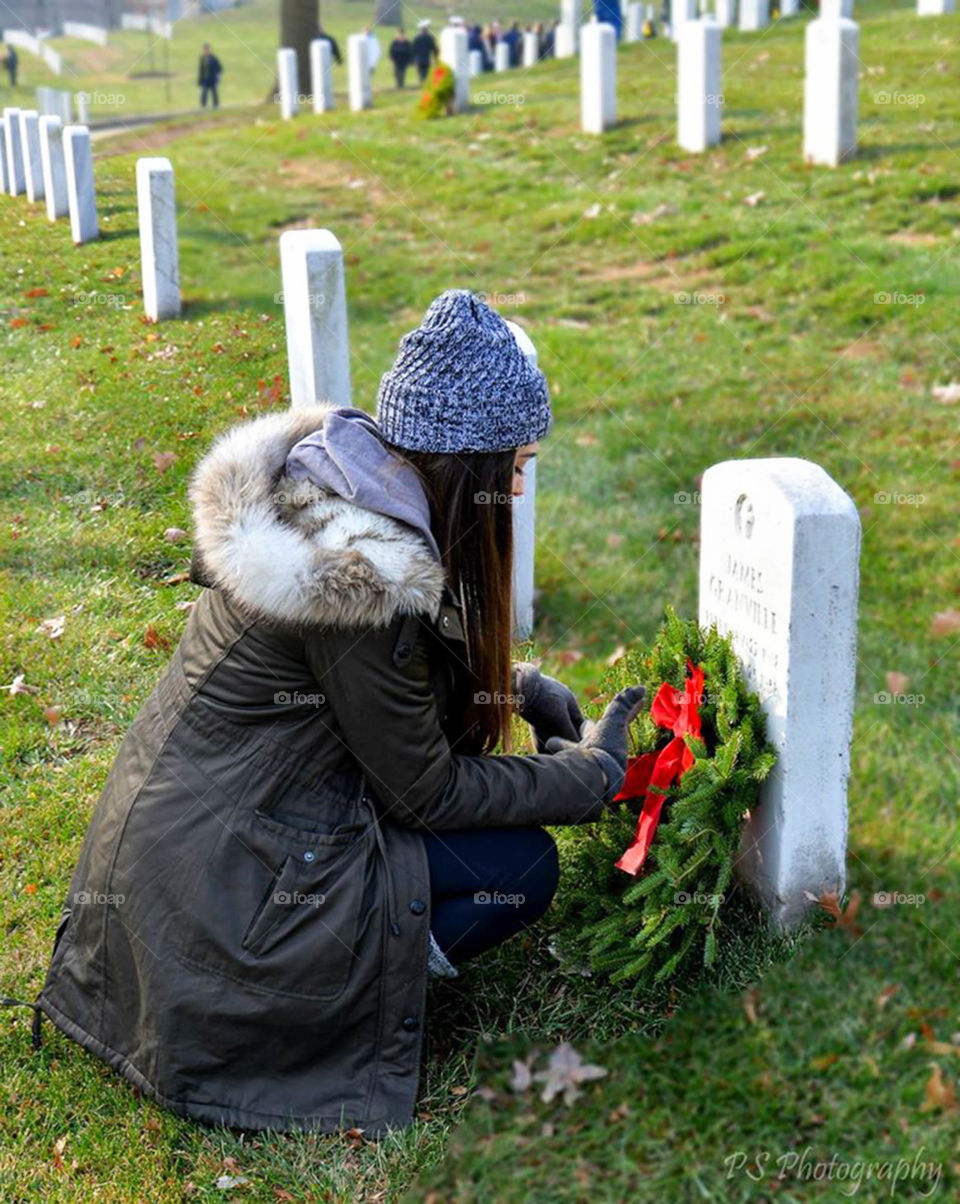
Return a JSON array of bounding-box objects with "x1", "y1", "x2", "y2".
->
[{"x1": 613, "y1": 660, "x2": 705, "y2": 876}]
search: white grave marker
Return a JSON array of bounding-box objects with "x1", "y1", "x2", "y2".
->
[
  {"x1": 4, "y1": 106, "x2": 25, "y2": 195},
  {"x1": 277, "y1": 48, "x2": 299, "y2": 119},
  {"x1": 468, "y1": 48, "x2": 483, "y2": 76},
  {"x1": 19, "y1": 109, "x2": 45, "y2": 201},
  {"x1": 310, "y1": 38, "x2": 334, "y2": 113},
  {"x1": 580, "y1": 21, "x2": 617, "y2": 134},
  {"x1": 678, "y1": 18, "x2": 722, "y2": 153},
  {"x1": 505, "y1": 320, "x2": 538, "y2": 640},
  {"x1": 440, "y1": 26, "x2": 470, "y2": 111},
  {"x1": 523, "y1": 29, "x2": 539, "y2": 67},
  {"x1": 63, "y1": 125, "x2": 98, "y2": 244},
  {"x1": 348, "y1": 34, "x2": 371, "y2": 111},
  {"x1": 803, "y1": 6, "x2": 859, "y2": 166},
  {"x1": 136, "y1": 157, "x2": 181, "y2": 321},
  {"x1": 494, "y1": 40, "x2": 511, "y2": 71},
  {"x1": 780, "y1": 0, "x2": 800, "y2": 16},
  {"x1": 76, "y1": 92, "x2": 90, "y2": 124},
  {"x1": 715, "y1": 0, "x2": 737, "y2": 26},
  {"x1": 699, "y1": 458, "x2": 861, "y2": 928},
  {"x1": 560, "y1": 0, "x2": 583, "y2": 51},
  {"x1": 280, "y1": 229, "x2": 351, "y2": 408},
  {"x1": 739, "y1": 0, "x2": 769, "y2": 30},
  {"x1": 0, "y1": 117, "x2": 7, "y2": 192},
  {"x1": 671, "y1": 0, "x2": 698, "y2": 40},
  {"x1": 917, "y1": 0, "x2": 955, "y2": 13},
  {"x1": 625, "y1": 2, "x2": 645, "y2": 40},
  {"x1": 39, "y1": 115, "x2": 68, "y2": 220}
]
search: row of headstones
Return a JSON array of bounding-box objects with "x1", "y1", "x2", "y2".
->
[
  {"x1": 34, "y1": 87, "x2": 89, "y2": 125},
  {"x1": 1, "y1": 107, "x2": 179, "y2": 321}
]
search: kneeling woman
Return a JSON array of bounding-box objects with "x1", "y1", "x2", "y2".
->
[{"x1": 35, "y1": 291, "x2": 645, "y2": 1135}]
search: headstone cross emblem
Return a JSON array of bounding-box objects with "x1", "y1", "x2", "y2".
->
[{"x1": 735, "y1": 493, "x2": 755, "y2": 538}]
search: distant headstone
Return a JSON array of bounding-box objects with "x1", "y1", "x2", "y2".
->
[
  {"x1": 677, "y1": 17, "x2": 722, "y2": 153},
  {"x1": 136, "y1": 157, "x2": 181, "y2": 321},
  {"x1": 555, "y1": 23, "x2": 576, "y2": 57},
  {"x1": 310, "y1": 38, "x2": 334, "y2": 113},
  {"x1": 63, "y1": 125, "x2": 98, "y2": 244},
  {"x1": 440, "y1": 26, "x2": 470, "y2": 111},
  {"x1": 917, "y1": 0, "x2": 955, "y2": 12},
  {"x1": 671, "y1": 0, "x2": 698, "y2": 40},
  {"x1": 780, "y1": 0, "x2": 800, "y2": 15},
  {"x1": 39, "y1": 115, "x2": 69, "y2": 220},
  {"x1": 821, "y1": 0, "x2": 853, "y2": 14},
  {"x1": 523, "y1": 29, "x2": 539, "y2": 66},
  {"x1": 4, "y1": 106, "x2": 25, "y2": 195},
  {"x1": 58, "y1": 91, "x2": 73, "y2": 125},
  {"x1": 348, "y1": 33, "x2": 371, "y2": 110},
  {"x1": 279, "y1": 229, "x2": 351, "y2": 408},
  {"x1": 468, "y1": 48, "x2": 483, "y2": 75},
  {"x1": 625, "y1": 2, "x2": 644, "y2": 39},
  {"x1": 0, "y1": 117, "x2": 8, "y2": 193},
  {"x1": 277, "y1": 47, "x2": 299, "y2": 119},
  {"x1": 803, "y1": 7, "x2": 859, "y2": 166},
  {"x1": 698, "y1": 458, "x2": 861, "y2": 929},
  {"x1": 505, "y1": 319, "x2": 538, "y2": 641},
  {"x1": 19, "y1": 109, "x2": 45, "y2": 201},
  {"x1": 494, "y1": 40, "x2": 511, "y2": 71},
  {"x1": 739, "y1": 0, "x2": 769, "y2": 29},
  {"x1": 715, "y1": 0, "x2": 737, "y2": 26},
  {"x1": 580, "y1": 20, "x2": 617, "y2": 133},
  {"x1": 560, "y1": 0, "x2": 583, "y2": 50},
  {"x1": 63, "y1": 20, "x2": 108, "y2": 46},
  {"x1": 76, "y1": 92, "x2": 90, "y2": 124}
]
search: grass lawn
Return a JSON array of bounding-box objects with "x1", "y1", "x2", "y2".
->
[{"x1": 2, "y1": 0, "x2": 959, "y2": 1199}]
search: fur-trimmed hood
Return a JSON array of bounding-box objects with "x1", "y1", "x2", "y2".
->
[{"x1": 188, "y1": 405, "x2": 447, "y2": 629}]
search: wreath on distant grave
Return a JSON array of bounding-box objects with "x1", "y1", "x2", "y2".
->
[
  {"x1": 417, "y1": 61, "x2": 455, "y2": 119},
  {"x1": 553, "y1": 608, "x2": 820, "y2": 1000}
]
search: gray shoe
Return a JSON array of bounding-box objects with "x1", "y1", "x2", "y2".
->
[{"x1": 427, "y1": 930, "x2": 459, "y2": 979}]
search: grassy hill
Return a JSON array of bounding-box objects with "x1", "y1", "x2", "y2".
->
[{"x1": 1, "y1": 2, "x2": 958, "y2": 1200}]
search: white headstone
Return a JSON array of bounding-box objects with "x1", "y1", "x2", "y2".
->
[
  {"x1": 136, "y1": 157, "x2": 181, "y2": 321},
  {"x1": 76, "y1": 92, "x2": 90, "y2": 124},
  {"x1": 625, "y1": 2, "x2": 645, "y2": 40},
  {"x1": 39, "y1": 115, "x2": 68, "y2": 220},
  {"x1": 0, "y1": 117, "x2": 8, "y2": 193},
  {"x1": 494, "y1": 40, "x2": 511, "y2": 71},
  {"x1": 19, "y1": 110, "x2": 45, "y2": 201},
  {"x1": 4, "y1": 106, "x2": 25, "y2": 195},
  {"x1": 803, "y1": 12, "x2": 858, "y2": 166},
  {"x1": 58, "y1": 91, "x2": 73, "y2": 125},
  {"x1": 698, "y1": 458, "x2": 860, "y2": 928},
  {"x1": 310, "y1": 38, "x2": 334, "y2": 113},
  {"x1": 715, "y1": 0, "x2": 737, "y2": 27},
  {"x1": 277, "y1": 47, "x2": 299, "y2": 119},
  {"x1": 555, "y1": 23, "x2": 576, "y2": 57},
  {"x1": 468, "y1": 48, "x2": 483, "y2": 76},
  {"x1": 63, "y1": 125, "x2": 98, "y2": 244},
  {"x1": 440, "y1": 26, "x2": 470, "y2": 111},
  {"x1": 505, "y1": 321, "x2": 538, "y2": 641},
  {"x1": 739, "y1": 0, "x2": 769, "y2": 29},
  {"x1": 678, "y1": 18, "x2": 722, "y2": 153},
  {"x1": 348, "y1": 34, "x2": 371, "y2": 111},
  {"x1": 918, "y1": 0, "x2": 955, "y2": 13},
  {"x1": 580, "y1": 21, "x2": 617, "y2": 134},
  {"x1": 821, "y1": 0, "x2": 853, "y2": 15},
  {"x1": 671, "y1": 0, "x2": 698, "y2": 39},
  {"x1": 780, "y1": 0, "x2": 800, "y2": 16},
  {"x1": 279, "y1": 229, "x2": 351, "y2": 408},
  {"x1": 522, "y1": 29, "x2": 539, "y2": 66},
  {"x1": 561, "y1": 0, "x2": 582, "y2": 50}
]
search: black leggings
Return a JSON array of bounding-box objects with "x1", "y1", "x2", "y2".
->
[{"x1": 423, "y1": 826, "x2": 559, "y2": 964}]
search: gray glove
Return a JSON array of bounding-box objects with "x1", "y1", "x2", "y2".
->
[
  {"x1": 512, "y1": 662, "x2": 584, "y2": 753},
  {"x1": 544, "y1": 685, "x2": 648, "y2": 806}
]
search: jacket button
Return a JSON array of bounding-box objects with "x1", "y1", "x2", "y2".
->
[
  {"x1": 441, "y1": 615, "x2": 450, "y2": 628},
  {"x1": 409, "y1": 898, "x2": 426, "y2": 916},
  {"x1": 402, "y1": 1016, "x2": 419, "y2": 1032},
  {"x1": 303, "y1": 850, "x2": 316, "y2": 863}
]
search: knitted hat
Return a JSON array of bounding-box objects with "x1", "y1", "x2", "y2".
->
[{"x1": 375, "y1": 290, "x2": 552, "y2": 454}]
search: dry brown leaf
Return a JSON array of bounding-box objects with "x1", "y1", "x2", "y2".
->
[
  {"x1": 877, "y1": 984, "x2": 900, "y2": 1009},
  {"x1": 6, "y1": 674, "x2": 40, "y2": 696},
  {"x1": 930, "y1": 609, "x2": 960, "y2": 637},
  {"x1": 38, "y1": 615, "x2": 65, "y2": 640},
  {"x1": 533, "y1": 1043, "x2": 606, "y2": 1106},
  {"x1": 153, "y1": 451, "x2": 177, "y2": 473},
  {"x1": 885, "y1": 671, "x2": 910, "y2": 695},
  {"x1": 922, "y1": 1064, "x2": 957, "y2": 1112},
  {"x1": 164, "y1": 527, "x2": 188, "y2": 543},
  {"x1": 931, "y1": 382, "x2": 960, "y2": 405},
  {"x1": 743, "y1": 987, "x2": 760, "y2": 1025}
]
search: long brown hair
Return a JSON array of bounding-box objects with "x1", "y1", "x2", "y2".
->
[{"x1": 385, "y1": 442, "x2": 516, "y2": 755}]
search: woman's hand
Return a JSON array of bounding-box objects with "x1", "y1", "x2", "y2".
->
[
  {"x1": 512, "y1": 662, "x2": 584, "y2": 753},
  {"x1": 544, "y1": 685, "x2": 647, "y2": 806}
]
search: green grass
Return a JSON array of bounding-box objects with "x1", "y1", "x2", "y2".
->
[{"x1": 2, "y1": 0, "x2": 959, "y2": 1199}]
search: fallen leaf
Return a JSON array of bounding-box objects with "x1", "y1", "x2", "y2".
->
[
  {"x1": 533, "y1": 1043, "x2": 606, "y2": 1106},
  {"x1": 6, "y1": 674, "x2": 40, "y2": 696},
  {"x1": 583, "y1": 202, "x2": 603, "y2": 219},
  {"x1": 877, "y1": 984, "x2": 900, "y2": 1009},
  {"x1": 932, "y1": 382, "x2": 960, "y2": 404},
  {"x1": 745, "y1": 145, "x2": 768, "y2": 160},
  {"x1": 511, "y1": 1058, "x2": 533, "y2": 1092},
  {"x1": 153, "y1": 452, "x2": 177, "y2": 473},
  {"x1": 743, "y1": 191, "x2": 765, "y2": 207},
  {"x1": 885, "y1": 671, "x2": 910, "y2": 695},
  {"x1": 743, "y1": 987, "x2": 760, "y2": 1025},
  {"x1": 164, "y1": 527, "x2": 188, "y2": 543},
  {"x1": 930, "y1": 610, "x2": 960, "y2": 637},
  {"x1": 38, "y1": 615, "x2": 66, "y2": 640},
  {"x1": 605, "y1": 643, "x2": 626, "y2": 667},
  {"x1": 922, "y1": 1064, "x2": 957, "y2": 1112},
  {"x1": 25, "y1": 287, "x2": 49, "y2": 298},
  {"x1": 44, "y1": 705, "x2": 62, "y2": 725},
  {"x1": 214, "y1": 1175, "x2": 249, "y2": 1190},
  {"x1": 70, "y1": 335, "x2": 83, "y2": 348},
  {"x1": 555, "y1": 650, "x2": 583, "y2": 666}
]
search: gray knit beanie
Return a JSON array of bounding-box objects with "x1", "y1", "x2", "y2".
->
[{"x1": 375, "y1": 290, "x2": 553, "y2": 453}]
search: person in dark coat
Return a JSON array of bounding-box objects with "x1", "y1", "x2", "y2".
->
[
  {"x1": 411, "y1": 19, "x2": 438, "y2": 83},
  {"x1": 542, "y1": 19, "x2": 558, "y2": 58},
  {"x1": 389, "y1": 28, "x2": 412, "y2": 87},
  {"x1": 197, "y1": 42, "x2": 222, "y2": 108},
  {"x1": 467, "y1": 24, "x2": 492, "y2": 71},
  {"x1": 503, "y1": 20, "x2": 522, "y2": 66},
  {"x1": 315, "y1": 24, "x2": 342, "y2": 65},
  {"x1": 4, "y1": 42, "x2": 18, "y2": 87},
  {"x1": 26, "y1": 291, "x2": 645, "y2": 1136},
  {"x1": 594, "y1": 0, "x2": 624, "y2": 39}
]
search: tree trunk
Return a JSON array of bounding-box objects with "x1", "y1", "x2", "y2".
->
[{"x1": 281, "y1": 0, "x2": 320, "y2": 102}]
